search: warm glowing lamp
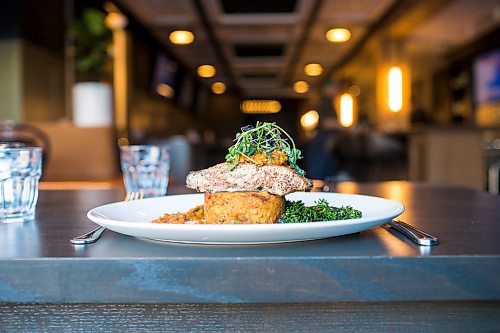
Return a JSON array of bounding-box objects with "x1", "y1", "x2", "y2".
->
[
  {"x1": 340, "y1": 93, "x2": 354, "y2": 127},
  {"x1": 197, "y1": 65, "x2": 216, "y2": 78},
  {"x1": 105, "y1": 12, "x2": 128, "y2": 30},
  {"x1": 300, "y1": 110, "x2": 319, "y2": 131},
  {"x1": 211, "y1": 82, "x2": 226, "y2": 94},
  {"x1": 156, "y1": 83, "x2": 174, "y2": 98},
  {"x1": 326, "y1": 28, "x2": 351, "y2": 43},
  {"x1": 268, "y1": 101, "x2": 281, "y2": 113},
  {"x1": 388, "y1": 66, "x2": 403, "y2": 112},
  {"x1": 240, "y1": 100, "x2": 281, "y2": 114},
  {"x1": 169, "y1": 30, "x2": 195, "y2": 45},
  {"x1": 304, "y1": 63, "x2": 323, "y2": 76},
  {"x1": 293, "y1": 81, "x2": 309, "y2": 94}
]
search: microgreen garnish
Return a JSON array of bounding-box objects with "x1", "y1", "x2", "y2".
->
[
  {"x1": 279, "y1": 199, "x2": 362, "y2": 223},
  {"x1": 225, "y1": 122, "x2": 305, "y2": 175}
]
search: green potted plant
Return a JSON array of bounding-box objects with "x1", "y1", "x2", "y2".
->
[{"x1": 70, "y1": 8, "x2": 114, "y2": 127}]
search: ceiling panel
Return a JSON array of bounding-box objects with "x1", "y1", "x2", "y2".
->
[
  {"x1": 120, "y1": 0, "x2": 197, "y2": 26},
  {"x1": 219, "y1": 0, "x2": 298, "y2": 14},
  {"x1": 119, "y1": 0, "x2": 395, "y2": 97},
  {"x1": 118, "y1": 0, "x2": 500, "y2": 98},
  {"x1": 318, "y1": 0, "x2": 395, "y2": 23},
  {"x1": 407, "y1": 0, "x2": 500, "y2": 54}
]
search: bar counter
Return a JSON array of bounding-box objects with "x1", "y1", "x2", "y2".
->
[{"x1": 1, "y1": 181, "x2": 500, "y2": 331}]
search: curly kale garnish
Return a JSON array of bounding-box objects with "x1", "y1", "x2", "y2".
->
[
  {"x1": 225, "y1": 121, "x2": 304, "y2": 175},
  {"x1": 279, "y1": 199, "x2": 362, "y2": 223}
]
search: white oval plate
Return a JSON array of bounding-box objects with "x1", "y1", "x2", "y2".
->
[{"x1": 87, "y1": 192, "x2": 404, "y2": 245}]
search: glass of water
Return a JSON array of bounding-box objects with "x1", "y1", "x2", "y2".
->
[
  {"x1": 0, "y1": 146, "x2": 43, "y2": 223},
  {"x1": 119, "y1": 145, "x2": 170, "y2": 198}
]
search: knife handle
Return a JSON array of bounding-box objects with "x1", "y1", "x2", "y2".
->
[
  {"x1": 70, "y1": 226, "x2": 106, "y2": 245},
  {"x1": 387, "y1": 220, "x2": 439, "y2": 246}
]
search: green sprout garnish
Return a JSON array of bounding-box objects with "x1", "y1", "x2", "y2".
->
[
  {"x1": 225, "y1": 122, "x2": 305, "y2": 175},
  {"x1": 279, "y1": 199, "x2": 362, "y2": 223}
]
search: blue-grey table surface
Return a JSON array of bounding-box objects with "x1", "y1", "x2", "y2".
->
[
  {"x1": 1, "y1": 181, "x2": 499, "y2": 304},
  {"x1": 2, "y1": 181, "x2": 500, "y2": 332}
]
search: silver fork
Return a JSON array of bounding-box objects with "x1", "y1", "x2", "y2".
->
[{"x1": 70, "y1": 191, "x2": 144, "y2": 245}]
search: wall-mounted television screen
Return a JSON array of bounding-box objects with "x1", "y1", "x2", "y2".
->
[{"x1": 474, "y1": 48, "x2": 500, "y2": 106}]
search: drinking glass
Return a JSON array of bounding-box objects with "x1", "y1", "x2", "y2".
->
[
  {"x1": 0, "y1": 146, "x2": 43, "y2": 223},
  {"x1": 120, "y1": 145, "x2": 170, "y2": 198}
]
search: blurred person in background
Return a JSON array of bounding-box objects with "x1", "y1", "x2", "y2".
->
[
  {"x1": 410, "y1": 97, "x2": 431, "y2": 127},
  {"x1": 305, "y1": 95, "x2": 350, "y2": 181}
]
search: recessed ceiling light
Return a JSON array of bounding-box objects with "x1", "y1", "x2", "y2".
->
[
  {"x1": 197, "y1": 65, "x2": 216, "y2": 78},
  {"x1": 211, "y1": 82, "x2": 226, "y2": 94},
  {"x1": 304, "y1": 63, "x2": 323, "y2": 76},
  {"x1": 169, "y1": 30, "x2": 195, "y2": 45},
  {"x1": 293, "y1": 81, "x2": 309, "y2": 94},
  {"x1": 326, "y1": 28, "x2": 351, "y2": 43}
]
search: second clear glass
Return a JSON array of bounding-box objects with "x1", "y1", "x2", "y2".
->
[{"x1": 119, "y1": 145, "x2": 170, "y2": 198}]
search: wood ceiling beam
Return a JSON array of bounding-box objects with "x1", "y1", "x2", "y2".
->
[
  {"x1": 282, "y1": 0, "x2": 323, "y2": 85},
  {"x1": 445, "y1": 24, "x2": 500, "y2": 64},
  {"x1": 383, "y1": 0, "x2": 455, "y2": 38},
  {"x1": 114, "y1": 0, "x2": 186, "y2": 70},
  {"x1": 191, "y1": 0, "x2": 240, "y2": 93}
]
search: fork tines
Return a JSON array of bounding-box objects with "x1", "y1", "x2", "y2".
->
[{"x1": 125, "y1": 191, "x2": 144, "y2": 201}]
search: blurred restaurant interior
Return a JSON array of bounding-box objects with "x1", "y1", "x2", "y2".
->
[{"x1": 1, "y1": 0, "x2": 500, "y2": 192}]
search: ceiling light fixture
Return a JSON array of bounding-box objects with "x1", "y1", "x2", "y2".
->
[
  {"x1": 240, "y1": 100, "x2": 281, "y2": 114},
  {"x1": 197, "y1": 65, "x2": 216, "y2": 78},
  {"x1": 293, "y1": 81, "x2": 309, "y2": 94},
  {"x1": 339, "y1": 93, "x2": 354, "y2": 127},
  {"x1": 304, "y1": 63, "x2": 323, "y2": 76},
  {"x1": 169, "y1": 30, "x2": 195, "y2": 45},
  {"x1": 211, "y1": 82, "x2": 226, "y2": 94},
  {"x1": 326, "y1": 28, "x2": 351, "y2": 43},
  {"x1": 388, "y1": 66, "x2": 403, "y2": 112}
]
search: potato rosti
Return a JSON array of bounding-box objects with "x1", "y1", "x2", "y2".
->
[{"x1": 204, "y1": 191, "x2": 285, "y2": 224}]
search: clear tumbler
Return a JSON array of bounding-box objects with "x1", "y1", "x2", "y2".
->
[
  {"x1": 120, "y1": 145, "x2": 170, "y2": 198},
  {"x1": 0, "y1": 146, "x2": 43, "y2": 223}
]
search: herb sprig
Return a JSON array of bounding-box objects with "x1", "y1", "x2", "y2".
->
[
  {"x1": 225, "y1": 122, "x2": 304, "y2": 175},
  {"x1": 279, "y1": 199, "x2": 362, "y2": 223}
]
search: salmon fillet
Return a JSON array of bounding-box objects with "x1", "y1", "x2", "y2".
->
[{"x1": 186, "y1": 162, "x2": 313, "y2": 196}]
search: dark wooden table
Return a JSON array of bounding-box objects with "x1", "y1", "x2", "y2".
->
[{"x1": 1, "y1": 181, "x2": 500, "y2": 332}]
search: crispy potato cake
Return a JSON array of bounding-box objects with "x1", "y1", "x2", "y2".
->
[{"x1": 204, "y1": 191, "x2": 285, "y2": 224}]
